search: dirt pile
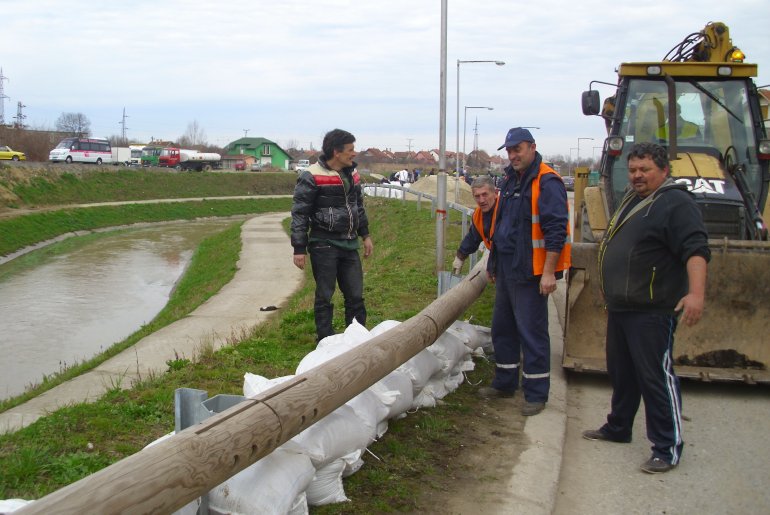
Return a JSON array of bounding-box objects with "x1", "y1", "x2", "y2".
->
[{"x1": 410, "y1": 175, "x2": 477, "y2": 209}]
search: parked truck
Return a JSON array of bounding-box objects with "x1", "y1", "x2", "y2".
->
[
  {"x1": 158, "y1": 148, "x2": 221, "y2": 171},
  {"x1": 129, "y1": 144, "x2": 146, "y2": 167},
  {"x1": 141, "y1": 146, "x2": 163, "y2": 167},
  {"x1": 111, "y1": 147, "x2": 132, "y2": 167}
]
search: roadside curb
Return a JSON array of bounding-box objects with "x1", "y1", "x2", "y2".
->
[{"x1": 504, "y1": 287, "x2": 568, "y2": 514}]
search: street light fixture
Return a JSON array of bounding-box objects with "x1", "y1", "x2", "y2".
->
[
  {"x1": 456, "y1": 59, "x2": 505, "y2": 201},
  {"x1": 463, "y1": 106, "x2": 493, "y2": 173}
]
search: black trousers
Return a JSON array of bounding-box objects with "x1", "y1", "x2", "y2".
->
[
  {"x1": 601, "y1": 311, "x2": 684, "y2": 464},
  {"x1": 308, "y1": 242, "x2": 366, "y2": 341}
]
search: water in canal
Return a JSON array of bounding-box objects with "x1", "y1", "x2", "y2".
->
[{"x1": 0, "y1": 219, "x2": 241, "y2": 401}]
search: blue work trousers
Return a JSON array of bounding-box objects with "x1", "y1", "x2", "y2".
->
[
  {"x1": 308, "y1": 242, "x2": 366, "y2": 341},
  {"x1": 490, "y1": 260, "x2": 551, "y2": 402},
  {"x1": 601, "y1": 311, "x2": 684, "y2": 464}
]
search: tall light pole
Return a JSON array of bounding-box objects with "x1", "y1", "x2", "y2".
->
[
  {"x1": 436, "y1": 0, "x2": 448, "y2": 273},
  {"x1": 456, "y1": 59, "x2": 504, "y2": 201},
  {"x1": 463, "y1": 106, "x2": 493, "y2": 173},
  {"x1": 577, "y1": 137, "x2": 594, "y2": 168}
]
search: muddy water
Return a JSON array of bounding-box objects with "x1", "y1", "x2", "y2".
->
[{"x1": 0, "y1": 219, "x2": 241, "y2": 400}]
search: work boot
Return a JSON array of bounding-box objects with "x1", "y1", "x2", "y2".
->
[
  {"x1": 521, "y1": 401, "x2": 545, "y2": 416},
  {"x1": 477, "y1": 386, "x2": 514, "y2": 399},
  {"x1": 640, "y1": 456, "x2": 677, "y2": 474},
  {"x1": 582, "y1": 429, "x2": 631, "y2": 443}
]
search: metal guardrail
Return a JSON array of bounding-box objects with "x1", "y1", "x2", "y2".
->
[{"x1": 363, "y1": 182, "x2": 482, "y2": 294}]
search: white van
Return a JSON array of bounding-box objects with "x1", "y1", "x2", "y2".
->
[{"x1": 49, "y1": 137, "x2": 113, "y2": 164}]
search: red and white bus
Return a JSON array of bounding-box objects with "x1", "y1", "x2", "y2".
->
[{"x1": 49, "y1": 137, "x2": 112, "y2": 164}]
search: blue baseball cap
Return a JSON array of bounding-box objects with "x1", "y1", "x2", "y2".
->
[{"x1": 497, "y1": 127, "x2": 535, "y2": 150}]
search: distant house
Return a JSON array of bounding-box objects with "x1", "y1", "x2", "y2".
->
[{"x1": 224, "y1": 137, "x2": 292, "y2": 170}]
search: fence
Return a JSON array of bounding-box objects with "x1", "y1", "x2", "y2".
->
[{"x1": 363, "y1": 182, "x2": 483, "y2": 293}]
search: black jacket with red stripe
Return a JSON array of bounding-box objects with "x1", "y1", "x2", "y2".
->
[{"x1": 290, "y1": 157, "x2": 370, "y2": 254}]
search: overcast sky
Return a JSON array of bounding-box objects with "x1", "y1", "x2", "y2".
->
[{"x1": 1, "y1": 0, "x2": 768, "y2": 160}]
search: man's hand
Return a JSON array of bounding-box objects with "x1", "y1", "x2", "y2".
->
[
  {"x1": 675, "y1": 293, "x2": 704, "y2": 327},
  {"x1": 293, "y1": 254, "x2": 306, "y2": 270},
  {"x1": 539, "y1": 272, "x2": 557, "y2": 296},
  {"x1": 452, "y1": 256, "x2": 464, "y2": 274},
  {"x1": 363, "y1": 236, "x2": 374, "y2": 258}
]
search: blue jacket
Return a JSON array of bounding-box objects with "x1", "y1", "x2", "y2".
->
[{"x1": 489, "y1": 152, "x2": 569, "y2": 282}]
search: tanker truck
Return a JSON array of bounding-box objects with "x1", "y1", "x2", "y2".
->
[
  {"x1": 158, "y1": 147, "x2": 222, "y2": 171},
  {"x1": 567, "y1": 22, "x2": 770, "y2": 384}
]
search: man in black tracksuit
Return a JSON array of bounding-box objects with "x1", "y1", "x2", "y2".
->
[
  {"x1": 290, "y1": 129, "x2": 373, "y2": 342},
  {"x1": 583, "y1": 142, "x2": 710, "y2": 474}
]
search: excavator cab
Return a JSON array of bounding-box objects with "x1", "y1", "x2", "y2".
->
[{"x1": 567, "y1": 23, "x2": 770, "y2": 383}]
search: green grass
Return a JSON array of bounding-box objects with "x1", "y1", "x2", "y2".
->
[
  {"x1": 0, "y1": 198, "x2": 292, "y2": 256},
  {"x1": 0, "y1": 195, "x2": 496, "y2": 512},
  {"x1": 0, "y1": 168, "x2": 297, "y2": 207}
]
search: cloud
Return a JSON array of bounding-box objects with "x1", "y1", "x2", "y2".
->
[{"x1": 1, "y1": 0, "x2": 768, "y2": 157}]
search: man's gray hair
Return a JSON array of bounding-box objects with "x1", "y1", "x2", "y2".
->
[{"x1": 470, "y1": 176, "x2": 496, "y2": 191}]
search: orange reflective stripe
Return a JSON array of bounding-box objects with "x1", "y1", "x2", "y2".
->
[{"x1": 531, "y1": 163, "x2": 571, "y2": 275}]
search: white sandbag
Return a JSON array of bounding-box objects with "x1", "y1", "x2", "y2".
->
[
  {"x1": 287, "y1": 492, "x2": 309, "y2": 515},
  {"x1": 306, "y1": 458, "x2": 349, "y2": 506},
  {"x1": 369, "y1": 319, "x2": 402, "y2": 337},
  {"x1": 413, "y1": 376, "x2": 450, "y2": 408},
  {"x1": 243, "y1": 373, "x2": 294, "y2": 399},
  {"x1": 427, "y1": 328, "x2": 472, "y2": 375},
  {"x1": 316, "y1": 319, "x2": 371, "y2": 349},
  {"x1": 208, "y1": 449, "x2": 315, "y2": 515},
  {"x1": 449, "y1": 320, "x2": 483, "y2": 350},
  {"x1": 471, "y1": 323, "x2": 494, "y2": 354},
  {"x1": 0, "y1": 499, "x2": 33, "y2": 514},
  {"x1": 297, "y1": 320, "x2": 374, "y2": 374},
  {"x1": 170, "y1": 498, "x2": 201, "y2": 515},
  {"x1": 397, "y1": 349, "x2": 443, "y2": 396},
  {"x1": 444, "y1": 370, "x2": 466, "y2": 392},
  {"x1": 369, "y1": 369, "x2": 414, "y2": 418},
  {"x1": 282, "y1": 404, "x2": 374, "y2": 467},
  {"x1": 347, "y1": 388, "x2": 390, "y2": 439},
  {"x1": 341, "y1": 449, "x2": 365, "y2": 478}
]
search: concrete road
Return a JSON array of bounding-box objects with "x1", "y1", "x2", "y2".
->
[{"x1": 555, "y1": 371, "x2": 770, "y2": 514}]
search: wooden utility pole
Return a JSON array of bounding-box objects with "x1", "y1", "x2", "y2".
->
[{"x1": 17, "y1": 259, "x2": 489, "y2": 515}]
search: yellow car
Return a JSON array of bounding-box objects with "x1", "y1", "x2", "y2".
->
[{"x1": 0, "y1": 145, "x2": 26, "y2": 161}]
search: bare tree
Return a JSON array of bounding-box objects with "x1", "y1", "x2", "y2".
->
[
  {"x1": 178, "y1": 120, "x2": 207, "y2": 149},
  {"x1": 55, "y1": 112, "x2": 91, "y2": 137},
  {"x1": 283, "y1": 138, "x2": 299, "y2": 151}
]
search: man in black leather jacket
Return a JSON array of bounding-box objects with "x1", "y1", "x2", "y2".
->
[{"x1": 290, "y1": 129, "x2": 373, "y2": 342}]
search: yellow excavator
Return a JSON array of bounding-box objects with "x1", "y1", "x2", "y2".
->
[{"x1": 567, "y1": 22, "x2": 770, "y2": 383}]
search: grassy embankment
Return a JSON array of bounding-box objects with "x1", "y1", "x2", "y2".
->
[{"x1": 0, "y1": 168, "x2": 496, "y2": 512}]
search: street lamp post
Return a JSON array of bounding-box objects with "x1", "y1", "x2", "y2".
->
[
  {"x1": 456, "y1": 59, "x2": 504, "y2": 201},
  {"x1": 569, "y1": 147, "x2": 578, "y2": 176},
  {"x1": 463, "y1": 106, "x2": 493, "y2": 173},
  {"x1": 577, "y1": 137, "x2": 594, "y2": 168}
]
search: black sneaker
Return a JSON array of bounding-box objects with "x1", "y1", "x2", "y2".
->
[
  {"x1": 640, "y1": 456, "x2": 677, "y2": 474},
  {"x1": 582, "y1": 429, "x2": 631, "y2": 443},
  {"x1": 477, "y1": 386, "x2": 514, "y2": 399}
]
